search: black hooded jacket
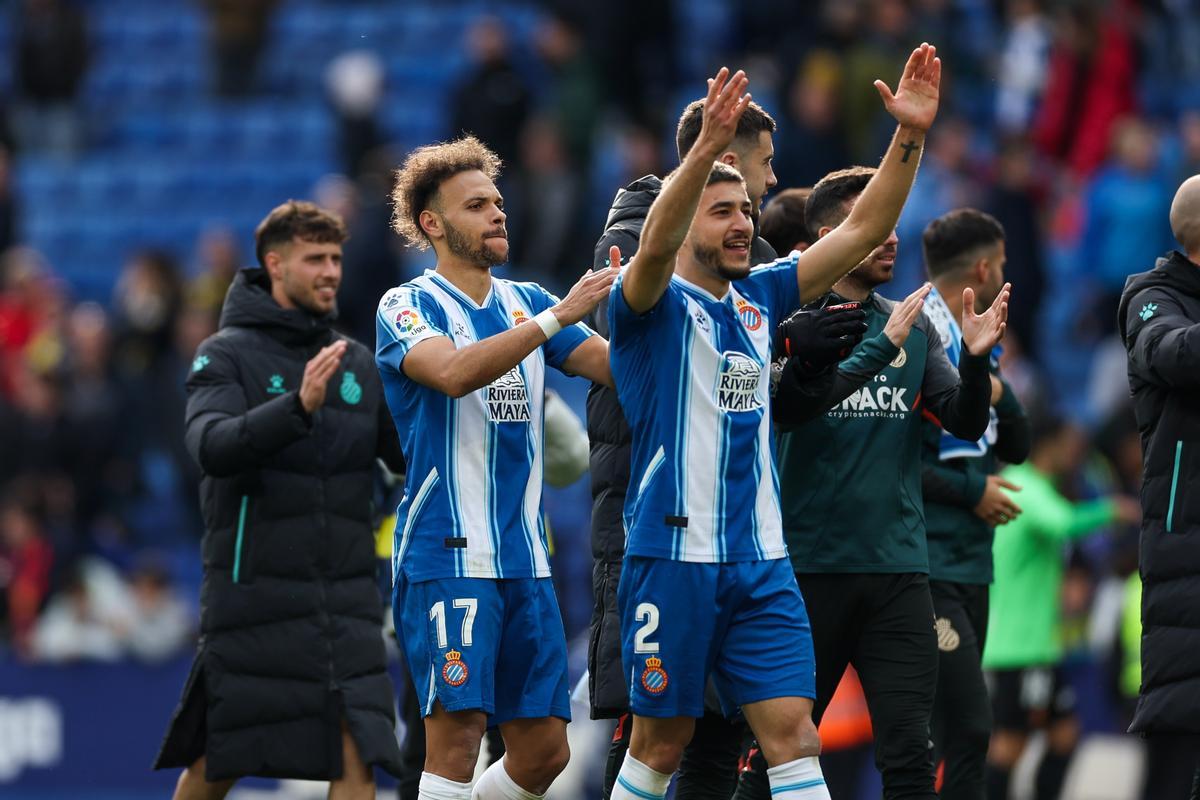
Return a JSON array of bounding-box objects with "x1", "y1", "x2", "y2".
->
[
  {"x1": 1119, "y1": 250, "x2": 1200, "y2": 735},
  {"x1": 155, "y1": 268, "x2": 405, "y2": 780},
  {"x1": 585, "y1": 175, "x2": 778, "y2": 718}
]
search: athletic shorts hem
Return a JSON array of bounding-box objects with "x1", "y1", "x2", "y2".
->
[
  {"x1": 629, "y1": 699, "x2": 707, "y2": 719},
  {"x1": 623, "y1": 546, "x2": 790, "y2": 563},
  {"x1": 928, "y1": 569, "x2": 991, "y2": 585},
  {"x1": 791, "y1": 562, "x2": 930, "y2": 574},
  {"x1": 398, "y1": 566, "x2": 552, "y2": 583},
  {"x1": 425, "y1": 699, "x2": 496, "y2": 717},
  {"x1": 728, "y1": 686, "x2": 817, "y2": 708},
  {"x1": 491, "y1": 704, "x2": 572, "y2": 726}
]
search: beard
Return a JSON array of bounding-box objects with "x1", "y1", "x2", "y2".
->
[
  {"x1": 846, "y1": 244, "x2": 897, "y2": 288},
  {"x1": 693, "y1": 241, "x2": 751, "y2": 282},
  {"x1": 284, "y1": 274, "x2": 338, "y2": 317},
  {"x1": 445, "y1": 219, "x2": 507, "y2": 268},
  {"x1": 976, "y1": 276, "x2": 1003, "y2": 312}
]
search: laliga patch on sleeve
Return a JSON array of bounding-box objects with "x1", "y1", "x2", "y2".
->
[{"x1": 392, "y1": 307, "x2": 430, "y2": 338}]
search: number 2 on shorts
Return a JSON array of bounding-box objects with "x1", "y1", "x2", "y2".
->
[
  {"x1": 430, "y1": 598, "x2": 478, "y2": 648},
  {"x1": 634, "y1": 602, "x2": 660, "y2": 653}
]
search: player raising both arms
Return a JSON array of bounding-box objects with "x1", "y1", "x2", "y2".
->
[
  {"x1": 606, "y1": 46, "x2": 942, "y2": 800},
  {"x1": 377, "y1": 136, "x2": 615, "y2": 800}
]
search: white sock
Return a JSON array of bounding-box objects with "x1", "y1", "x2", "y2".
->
[
  {"x1": 419, "y1": 771, "x2": 473, "y2": 800},
  {"x1": 766, "y1": 756, "x2": 830, "y2": 799},
  {"x1": 471, "y1": 758, "x2": 542, "y2": 799},
  {"x1": 610, "y1": 753, "x2": 672, "y2": 800}
]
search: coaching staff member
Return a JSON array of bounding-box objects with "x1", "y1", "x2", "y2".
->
[
  {"x1": 1120, "y1": 174, "x2": 1200, "y2": 795},
  {"x1": 155, "y1": 201, "x2": 405, "y2": 799}
]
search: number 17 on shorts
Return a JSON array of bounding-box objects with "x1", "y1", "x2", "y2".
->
[{"x1": 394, "y1": 574, "x2": 573, "y2": 723}]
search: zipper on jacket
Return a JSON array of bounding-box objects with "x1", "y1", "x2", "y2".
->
[
  {"x1": 1167, "y1": 440, "x2": 1183, "y2": 533},
  {"x1": 233, "y1": 495, "x2": 249, "y2": 582}
]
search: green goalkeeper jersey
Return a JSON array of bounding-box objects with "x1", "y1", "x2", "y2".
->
[{"x1": 982, "y1": 461, "x2": 1116, "y2": 669}]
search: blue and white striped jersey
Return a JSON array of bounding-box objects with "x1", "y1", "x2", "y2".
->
[
  {"x1": 376, "y1": 269, "x2": 592, "y2": 583},
  {"x1": 608, "y1": 254, "x2": 802, "y2": 563},
  {"x1": 924, "y1": 286, "x2": 1000, "y2": 460}
]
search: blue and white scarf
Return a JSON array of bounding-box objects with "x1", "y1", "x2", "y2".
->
[{"x1": 924, "y1": 286, "x2": 1000, "y2": 461}]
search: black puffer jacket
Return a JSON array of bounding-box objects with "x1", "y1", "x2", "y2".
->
[
  {"x1": 1119, "y1": 250, "x2": 1200, "y2": 735},
  {"x1": 155, "y1": 268, "x2": 405, "y2": 780},
  {"x1": 585, "y1": 176, "x2": 778, "y2": 718}
]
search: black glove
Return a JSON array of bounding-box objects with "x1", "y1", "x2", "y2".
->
[{"x1": 773, "y1": 301, "x2": 868, "y2": 377}]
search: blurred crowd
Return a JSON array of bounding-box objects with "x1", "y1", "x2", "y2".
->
[{"x1": 0, "y1": 1, "x2": 1193, "y2": 752}]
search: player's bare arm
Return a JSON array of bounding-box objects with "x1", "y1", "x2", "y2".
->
[
  {"x1": 402, "y1": 266, "x2": 615, "y2": 397},
  {"x1": 622, "y1": 67, "x2": 752, "y2": 314},
  {"x1": 561, "y1": 336, "x2": 613, "y2": 388},
  {"x1": 795, "y1": 43, "x2": 942, "y2": 302}
]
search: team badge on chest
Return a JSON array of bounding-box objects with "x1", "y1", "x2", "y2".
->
[
  {"x1": 735, "y1": 299, "x2": 762, "y2": 331},
  {"x1": 442, "y1": 649, "x2": 469, "y2": 687},
  {"x1": 641, "y1": 655, "x2": 669, "y2": 695}
]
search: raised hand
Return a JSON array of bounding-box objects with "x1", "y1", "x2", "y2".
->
[
  {"x1": 300, "y1": 339, "x2": 348, "y2": 413},
  {"x1": 552, "y1": 252, "x2": 620, "y2": 326},
  {"x1": 874, "y1": 43, "x2": 941, "y2": 132},
  {"x1": 883, "y1": 283, "x2": 932, "y2": 348},
  {"x1": 691, "y1": 67, "x2": 752, "y2": 160},
  {"x1": 961, "y1": 282, "x2": 1010, "y2": 356}
]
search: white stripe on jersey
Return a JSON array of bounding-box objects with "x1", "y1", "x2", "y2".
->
[
  {"x1": 424, "y1": 663, "x2": 437, "y2": 715},
  {"x1": 637, "y1": 445, "x2": 667, "y2": 497},
  {"x1": 680, "y1": 290, "x2": 723, "y2": 562},
  {"x1": 754, "y1": 392, "x2": 784, "y2": 558},
  {"x1": 394, "y1": 466, "x2": 440, "y2": 584},
  {"x1": 419, "y1": 276, "x2": 496, "y2": 578},
  {"x1": 494, "y1": 282, "x2": 550, "y2": 577}
]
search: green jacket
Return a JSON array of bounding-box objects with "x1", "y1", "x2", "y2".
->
[
  {"x1": 982, "y1": 461, "x2": 1116, "y2": 669},
  {"x1": 776, "y1": 292, "x2": 992, "y2": 573},
  {"x1": 921, "y1": 376, "x2": 1030, "y2": 584}
]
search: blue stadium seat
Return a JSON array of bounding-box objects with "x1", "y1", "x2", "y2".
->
[{"x1": 17, "y1": 0, "x2": 552, "y2": 299}]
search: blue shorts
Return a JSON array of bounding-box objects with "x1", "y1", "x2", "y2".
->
[
  {"x1": 618, "y1": 556, "x2": 816, "y2": 718},
  {"x1": 393, "y1": 575, "x2": 571, "y2": 726}
]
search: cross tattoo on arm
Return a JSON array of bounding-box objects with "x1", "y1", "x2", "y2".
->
[{"x1": 900, "y1": 140, "x2": 920, "y2": 163}]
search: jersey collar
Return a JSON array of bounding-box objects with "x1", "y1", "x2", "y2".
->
[
  {"x1": 671, "y1": 273, "x2": 731, "y2": 304},
  {"x1": 426, "y1": 269, "x2": 495, "y2": 310}
]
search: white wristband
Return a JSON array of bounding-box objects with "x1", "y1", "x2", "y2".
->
[{"x1": 534, "y1": 309, "x2": 562, "y2": 340}]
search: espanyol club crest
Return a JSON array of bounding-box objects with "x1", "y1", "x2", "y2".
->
[
  {"x1": 641, "y1": 655, "x2": 668, "y2": 695},
  {"x1": 735, "y1": 299, "x2": 762, "y2": 331},
  {"x1": 442, "y1": 649, "x2": 469, "y2": 687},
  {"x1": 511, "y1": 309, "x2": 529, "y2": 326}
]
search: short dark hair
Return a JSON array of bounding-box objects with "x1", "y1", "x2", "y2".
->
[
  {"x1": 662, "y1": 161, "x2": 747, "y2": 192},
  {"x1": 759, "y1": 187, "x2": 812, "y2": 254},
  {"x1": 391, "y1": 135, "x2": 502, "y2": 249},
  {"x1": 675, "y1": 99, "x2": 777, "y2": 161},
  {"x1": 255, "y1": 201, "x2": 348, "y2": 267},
  {"x1": 705, "y1": 161, "x2": 745, "y2": 188},
  {"x1": 922, "y1": 208, "x2": 1006, "y2": 280},
  {"x1": 805, "y1": 166, "x2": 875, "y2": 240}
]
